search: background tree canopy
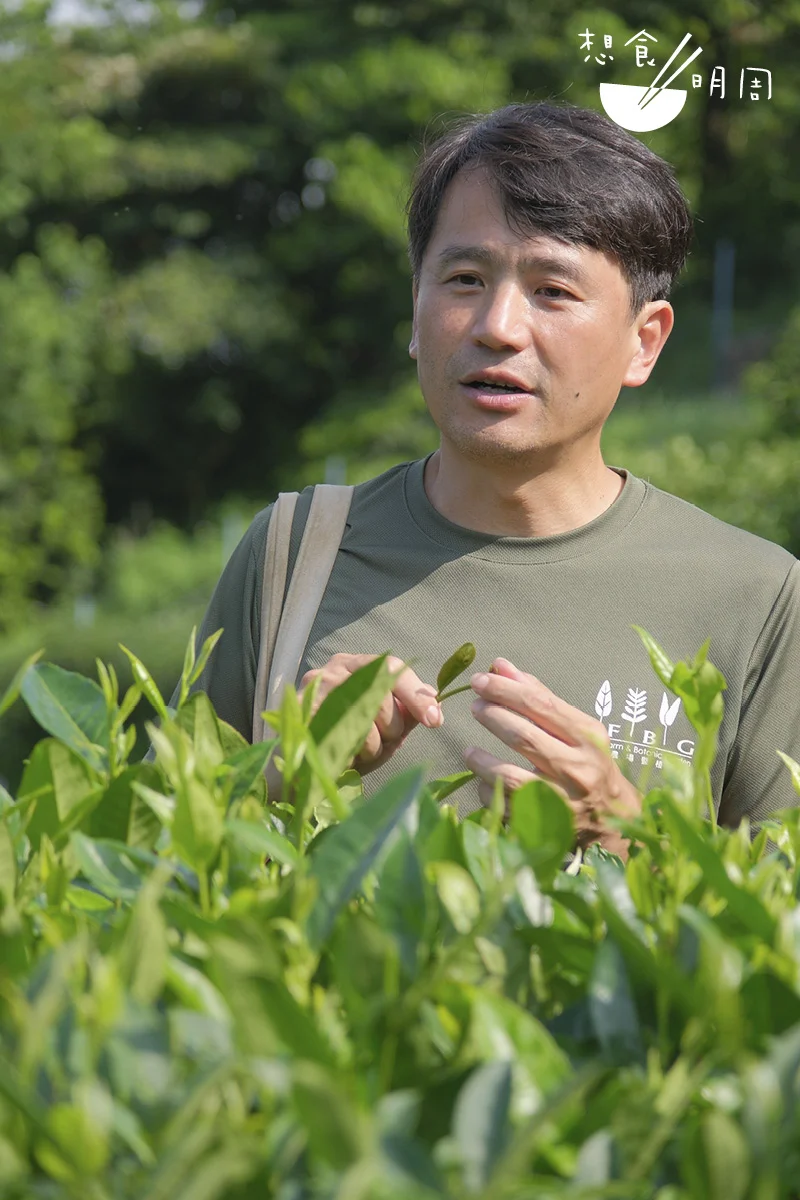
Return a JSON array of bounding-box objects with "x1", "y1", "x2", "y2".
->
[{"x1": 0, "y1": 0, "x2": 798, "y2": 780}]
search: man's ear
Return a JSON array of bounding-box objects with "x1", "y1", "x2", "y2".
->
[
  {"x1": 409, "y1": 280, "x2": 419, "y2": 360},
  {"x1": 622, "y1": 301, "x2": 674, "y2": 388}
]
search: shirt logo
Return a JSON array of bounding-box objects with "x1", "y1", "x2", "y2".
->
[{"x1": 594, "y1": 680, "x2": 695, "y2": 771}]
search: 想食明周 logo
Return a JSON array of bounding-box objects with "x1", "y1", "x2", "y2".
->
[{"x1": 579, "y1": 28, "x2": 772, "y2": 132}]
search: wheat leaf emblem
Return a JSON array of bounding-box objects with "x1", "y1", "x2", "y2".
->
[
  {"x1": 595, "y1": 680, "x2": 612, "y2": 720},
  {"x1": 659, "y1": 693, "x2": 681, "y2": 746},
  {"x1": 621, "y1": 686, "x2": 647, "y2": 737}
]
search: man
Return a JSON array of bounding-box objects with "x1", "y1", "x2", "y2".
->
[{"x1": 168, "y1": 102, "x2": 800, "y2": 856}]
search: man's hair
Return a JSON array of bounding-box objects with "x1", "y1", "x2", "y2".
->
[{"x1": 405, "y1": 102, "x2": 694, "y2": 320}]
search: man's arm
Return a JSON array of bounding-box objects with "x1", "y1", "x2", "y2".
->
[{"x1": 718, "y1": 558, "x2": 800, "y2": 828}]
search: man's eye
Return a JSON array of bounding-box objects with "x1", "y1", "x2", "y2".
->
[
  {"x1": 538, "y1": 286, "x2": 571, "y2": 299},
  {"x1": 448, "y1": 273, "x2": 480, "y2": 285}
]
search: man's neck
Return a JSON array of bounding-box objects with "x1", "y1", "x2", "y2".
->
[{"x1": 422, "y1": 448, "x2": 625, "y2": 538}]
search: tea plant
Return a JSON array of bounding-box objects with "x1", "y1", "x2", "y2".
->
[{"x1": 0, "y1": 626, "x2": 798, "y2": 1198}]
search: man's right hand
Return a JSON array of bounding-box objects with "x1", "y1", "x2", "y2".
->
[{"x1": 297, "y1": 652, "x2": 444, "y2": 775}]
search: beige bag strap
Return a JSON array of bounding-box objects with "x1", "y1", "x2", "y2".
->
[
  {"x1": 252, "y1": 490, "x2": 298, "y2": 743},
  {"x1": 252, "y1": 483, "x2": 355, "y2": 743}
]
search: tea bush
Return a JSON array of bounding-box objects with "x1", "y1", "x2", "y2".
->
[{"x1": 0, "y1": 627, "x2": 800, "y2": 1198}]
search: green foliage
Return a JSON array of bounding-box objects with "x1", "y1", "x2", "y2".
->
[
  {"x1": 0, "y1": 603, "x2": 204, "y2": 793},
  {"x1": 743, "y1": 305, "x2": 800, "y2": 439},
  {"x1": 0, "y1": 625, "x2": 799, "y2": 1195},
  {"x1": 1, "y1": 0, "x2": 798, "y2": 587},
  {"x1": 101, "y1": 520, "x2": 229, "y2": 617},
  {"x1": 607, "y1": 426, "x2": 800, "y2": 559},
  {"x1": 0, "y1": 221, "x2": 108, "y2": 630}
]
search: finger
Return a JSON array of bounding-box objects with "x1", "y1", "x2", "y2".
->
[
  {"x1": 299, "y1": 655, "x2": 441, "y2": 770},
  {"x1": 470, "y1": 665, "x2": 606, "y2": 749},
  {"x1": 475, "y1": 778, "x2": 516, "y2": 823},
  {"x1": 354, "y1": 721, "x2": 385, "y2": 765},
  {"x1": 298, "y1": 666, "x2": 342, "y2": 715},
  {"x1": 383, "y1": 656, "x2": 443, "y2": 728},
  {"x1": 470, "y1": 691, "x2": 620, "y2": 823},
  {"x1": 470, "y1": 695, "x2": 589, "y2": 794},
  {"x1": 359, "y1": 693, "x2": 420, "y2": 763},
  {"x1": 331, "y1": 657, "x2": 443, "y2": 729},
  {"x1": 300, "y1": 658, "x2": 375, "y2": 718},
  {"x1": 463, "y1": 746, "x2": 538, "y2": 794},
  {"x1": 374, "y1": 690, "x2": 406, "y2": 744},
  {"x1": 472, "y1": 755, "x2": 572, "y2": 822}
]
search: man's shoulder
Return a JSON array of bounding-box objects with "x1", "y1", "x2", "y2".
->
[
  {"x1": 243, "y1": 457, "x2": 419, "y2": 554},
  {"x1": 639, "y1": 474, "x2": 798, "y2": 583}
]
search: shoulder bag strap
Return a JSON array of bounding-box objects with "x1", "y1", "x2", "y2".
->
[
  {"x1": 252, "y1": 490, "x2": 298, "y2": 743},
  {"x1": 252, "y1": 483, "x2": 355, "y2": 743}
]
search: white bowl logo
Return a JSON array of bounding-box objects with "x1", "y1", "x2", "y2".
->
[
  {"x1": 600, "y1": 33, "x2": 702, "y2": 132},
  {"x1": 600, "y1": 82, "x2": 687, "y2": 132}
]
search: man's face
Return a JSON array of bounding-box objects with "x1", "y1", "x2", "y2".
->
[{"x1": 409, "y1": 166, "x2": 672, "y2": 470}]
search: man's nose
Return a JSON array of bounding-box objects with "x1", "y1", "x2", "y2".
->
[{"x1": 471, "y1": 283, "x2": 532, "y2": 351}]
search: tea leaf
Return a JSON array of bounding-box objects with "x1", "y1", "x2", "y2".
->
[
  {"x1": 174, "y1": 691, "x2": 225, "y2": 778},
  {"x1": 307, "y1": 654, "x2": 401, "y2": 773},
  {"x1": 95, "y1": 658, "x2": 117, "y2": 711},
  {"x1": 631, "y1": 625, "x2": 675, "y2": 689},
  {"x1": 777, "y1": 749, "x2": 800, "y2": 797},
  {"x1": 39, "y1": 1093, "x2": 111, "y2": 1178},
  {"x1": 374, "y1": 830, "x2": 428, "y2": 978},
  {"x1": 595, "y1": 861, "x2": 660, "y2": 988},
  {"x1": 120, "y1": 644, "x2": 169, "y2": 721},
  {"x1": 0, "y1": 822, "x2": 16, "y2": 908},
  {"x1": 0, "y1": 649, "x2": 44, "y2": 719},
  {"x1": 21, "y1": 663, "x2": 109, "y2": 774},
  {"x1": 510, "y1": 780, "x2": 575, "y2": 886},
  {"x1": 452, "y1": 1060, "x2": 512, "y2": 1192},
  {"x1": 336, "y1": 768, "x2": 364, "y2": 806},
  {"x1": 179, "y1": 624, "x2": 198, "y2": 708},
  {"x1": 225, "y1": 818, "x2": 299, "y2": 866},
  {"x1": 661, "y1": 797, "x2": 776, "y2": 942},
  {"x1": 118, "y1": 866, "x2": 170, "y2": 1004},
  {"x1": 187, "y1": 627, "x2": 224, "y2": 689},
  {"x1": 115, "y1": 683, "x2": 142, "y2": 731},
  {"x1": 130, "y1": 781, "x2": 175, "y2": 829},
  {"x1": 173, "y1": 775, "x2": 224, "y2": 874},
  {"x1": 65, "y1": 884, "x2": 114, "y2": 911},
  {"x1": 25, "y1": 741, "x2": 103, "y2": 851},
  {"x1": 430, "y1": 861, "x2": 480, "y2": 934},
  {"x1": 436, "y1": 643, "x2": 476, "y2": 697},
  {"x1": 683, "y1": 1110, "x2": 751, "y2": 1200},
  {"x1": 427, "y1": 770, "x2": 475, "y2": 803},
  {"x1": 306, "y1": 766, "x2": 423, "y2": 949},
  {"x1": 221, "y1": 740, "x2": 275, "y2": 807},
  {"x1": 86, "y1": 764, "x2": 163, "y2": 848},
  {"x1": 292, "y1": 1062, "x2": 364, "y2": 1170},
  {"x1": 740, "y1": 971, "x2": 800, "y2": 1039},
  {"x1": 70, "y1": 833, "x2": 144, "y2": 901},
  {"x1": 292, "y1": 654, "x2": 404, "y2": 839},
  {"x1": 589, "y1": 939, "x2": 644, "y2": 1065},
  {"x1": 466, "y1": 989, "x2": 571, "y2": 1119},
  {"x1": 166, "y1": 955, "x2": 232, "y2": 1027}
]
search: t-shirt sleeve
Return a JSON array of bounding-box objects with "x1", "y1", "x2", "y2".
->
[
  {"x1": 160, "y1": 504, "x2": 273, "y2": 744},
  {"x1": 718, "y1": 557, "x2": 800, "y2": 827}
]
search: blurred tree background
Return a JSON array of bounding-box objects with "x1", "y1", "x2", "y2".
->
[{"x1": 0, "y1": 0, "x2": 798, "y2": 784}]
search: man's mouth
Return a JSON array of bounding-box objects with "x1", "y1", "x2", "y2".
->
[{"x1": 464, "y1": 381, "x2": 529, "y2": 394}]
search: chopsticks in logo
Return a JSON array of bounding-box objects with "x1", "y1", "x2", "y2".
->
[{"x1": 638, "y1": 33, "x2": 704, "y2": 111}]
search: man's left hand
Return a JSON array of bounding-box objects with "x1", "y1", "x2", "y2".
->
[{"x1": 463, "y1": 657, "x2": 642, "y2": 857}]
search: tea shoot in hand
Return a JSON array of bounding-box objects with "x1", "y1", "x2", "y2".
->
[{"x1": 435, "y1": 643, "x2": 497, "y2": 702}]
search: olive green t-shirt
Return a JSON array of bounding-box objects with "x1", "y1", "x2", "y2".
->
[{"x1": 167, "y1": 453, "x2": 800, "y2": 825}]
